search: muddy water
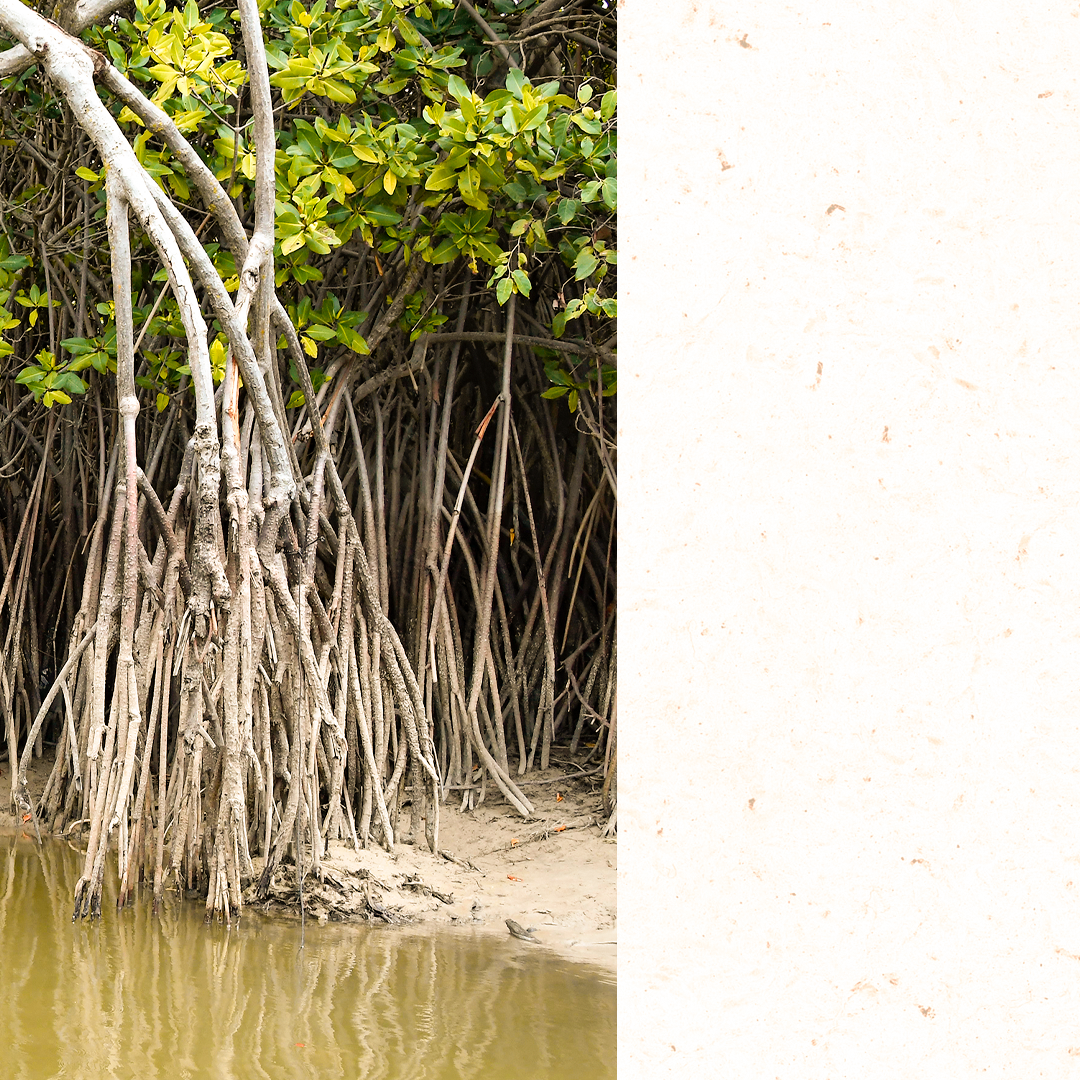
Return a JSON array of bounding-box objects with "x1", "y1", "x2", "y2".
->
[{"x1": 0, "y1": 834, "x2": 614, "y2": 1080}]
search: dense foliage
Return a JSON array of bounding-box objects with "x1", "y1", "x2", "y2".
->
[
  {"x1": 2, "y1": 0, "x2": 615, "y2": 406},
  {"x1": 0, "y1": 0, "x2": 615, "y2": 918}
]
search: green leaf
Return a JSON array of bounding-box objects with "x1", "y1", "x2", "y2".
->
[
  {"x1": 305, "y1": 225, "x2": 338, "y2": 255},
  {"x1": 289, "y1": 263, "x2": 323, "y2": 285},
  {"x1": 496, "y1": 276, "x2": 512, "y2": 305},
  {"x1": 577, "y1": 83, "x2": 593, "y2": 104},
  {"x1": 510, "y1": 268, "x2": 531, "y2": 297},
  {"x1": 472, "y1": 236, "x2": 504, "y2": 266},
  {"x1": 375, "y1": 76, "x2": 409, "y2": 95},
  {"x1": 519, "y1": 102, "x2": 549, "y2": 132},
  {"x1": 286, "y1": 390, "x2": 307, "y2": 409},
  {"x1": 52, "y1": 372, "x2": 87, "y2": 396},
  {"x1": 60, "y1": 337, "x2": 95, "y2": 356},
  {"x1": 557, "y1": 199, "x2": 578, "y2": 225},
  {"x1": 505, "y1": 68, "x2": 525, "y2": 99},
  {"x1": 446, "y1": 74, "x2": 469, "y2": 103},
  {"x1": 156, "y1": 392, "x2": 170, "y2": 413},
  {"x1": 339, "y1": 325, "x2": 370, "y2": 354},
  {"x1": 321, "y1": 79, "x2": 358, "y2": 104},
  {"x1": 600, "y1": 89, "x2": 617, "y2": 121},
  {"x1": 75, "y1": 167, "x2": 99, "y2": 182},
  {"x1": 574, "y1": 247, "x2": 598, "y2": 281},
  {"x1": 425, "y1": 163, "x2": 458, "y2": 191},
  {"x1": 579, "y1": 180, "x2": 602, "y2": 204},
  {"x1": 457, "y1": 165, "x2": 486, "y2": 208},
  {"x1": 544, "y1": 361, "x2": 573, "y2": 387},
  {"x1": 567, "y1": 389, "x2": 578, "y2": 412},
  {"x1": 169, "y1": 172, "x2": 191, "y2": 200},
  {"x1": 429, "y1": 238, "x2": 460, "y2": 264},
  {"x1": 363, "y1": 204, "x2": 403, "y2": 226},
  {"x1": 395, "y1": 14, "x2": 422, "y2": 46},
  {"x1": 571, "y1": 114, "x2": 602, "y2": 135},
  {"x1": 500, "y1": 106, "x2": 519, "y2": 136},
  {"x1": 541, "y1": 386, "x2": 569, "y2": 399},
  {"x1": 281, "y1": 232, "x2": 307, "y2": 256}
]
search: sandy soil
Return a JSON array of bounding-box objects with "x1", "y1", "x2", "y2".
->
[{"x1": 0, "y1": 750, "x2": 616, "y2": 972}]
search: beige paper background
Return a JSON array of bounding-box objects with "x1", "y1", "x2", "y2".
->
[{"x1": 622, "y1": 2, "x2": 1080, "y2": 1075}]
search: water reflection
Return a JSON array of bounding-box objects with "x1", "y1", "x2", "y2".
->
[{"x1": 0, "y1": 834, "x2": 615, "y2": 1080}]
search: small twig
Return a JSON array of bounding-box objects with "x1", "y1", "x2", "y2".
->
[
  {"x1": 416, "y1": 330, "x2": 608, "y2": 356},
  {"x1": 477, "y1": 818, "x2": 591, "y2": 856},
  {"x1": 516, "y1": 766, "x2": 602, "y2": 786},
  {"x1": 439, "y1": 849, "x2": 482, "y2": 873},
  {"x1": 566, "y1": 31, "x2": 616, "y2": 62},
  {"x1": 401, "y1": 877, "x2": 455, "y2": 904}
]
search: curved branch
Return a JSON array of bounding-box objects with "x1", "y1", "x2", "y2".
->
[
  {"x1": 97, "y1": 65, "x2": 295, "y2": 508},
  {"x1": 0, "y1": 0, "x2": 126, "y2": 78},
  {"x1": 566, "y1": 31, "x2": 616, "y2": 62}
]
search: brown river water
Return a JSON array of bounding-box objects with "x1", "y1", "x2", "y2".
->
[{"x1": 0, "y1": 833, "x2": 615, "y2": 1080}]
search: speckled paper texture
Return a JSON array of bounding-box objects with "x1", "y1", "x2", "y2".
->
[{"x1": 622, "y1": 2, "x2": 1080, "y2": 1075}]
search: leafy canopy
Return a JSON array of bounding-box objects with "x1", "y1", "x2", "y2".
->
[{"x1": 0, "y1": 0, "x2": 616, "y2": 410}]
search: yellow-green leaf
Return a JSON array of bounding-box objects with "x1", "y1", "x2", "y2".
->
[
  {"x1": 511, "y1": 268, "x2": 531, "y2": 297},
  {"x1": 281, "y1": 232, "x2": 307, "y2": 256},
  {"x1": 394, "y1": 14, "x2": 421, "y2": 46}
]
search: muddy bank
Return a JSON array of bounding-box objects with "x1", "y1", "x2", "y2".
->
[{"x1": 0, "y1": 751, "x2": 616, "y2": 971}]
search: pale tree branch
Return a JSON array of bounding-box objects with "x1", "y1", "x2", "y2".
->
[
  {"x1": 96, "y1": 64, "x2": 297, "y2": 508},
  {"x1": 0, "y1": 0, "x2": 228, "y2": 621},
  {"x1": 0, "y1": 0, "x2": 126, "y2": 77}
]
